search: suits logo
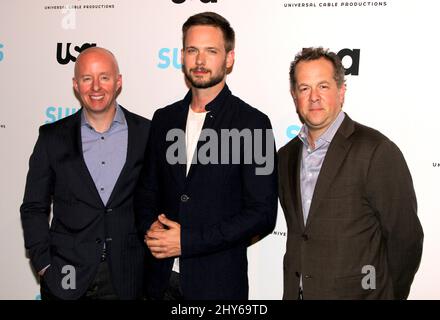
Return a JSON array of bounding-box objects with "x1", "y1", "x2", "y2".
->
[
  {"x1": 172, "y1": 0, "x2": 217, "y2": 3},
  {"x1": 46, "y1": 106, "x2": 79, "y2": 123},
  {"x1": 56, "y1": 42, "x2": 96, "y2": 65},
  {"x1": 158, "y1": 48, "x2": 182, "y2": 69},
  {"x1": 286, "y1": 124, "x2": 301, "y2": 139},
  {"x1": 338, "y1": 48, "x2": 360, "y2": 76},
  {"x1": 0, "y1": 43, "x2": 4, "y2": 62}
]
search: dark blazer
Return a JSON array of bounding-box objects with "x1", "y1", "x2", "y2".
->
[
  {"x1": 278, "y1": 114, "x2": 423, "y2": 300},
  {"x1": 20, "y1": 106, "x2": 150, "y2": 299},
  {"x1": 135, "y1": 85, "x2": 278, "y2": 300}
]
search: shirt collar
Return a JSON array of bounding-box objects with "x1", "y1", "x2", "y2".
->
[
  {"x1": 298, "y1": 111, "x2": 345, "y2": 147},
  {"x1": 81, "y1": 103, "x2": 126, "y2": 128},
  {"x1": 181, "y1": 84, "x2": 232, "y2": 114}
]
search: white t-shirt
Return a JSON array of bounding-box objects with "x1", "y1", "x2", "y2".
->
[{"x1": 173, "y1": 106, "x2": 207, "y2": 273}]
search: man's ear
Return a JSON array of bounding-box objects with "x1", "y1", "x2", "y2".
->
[
  {"x1": 291, "y1": 89, "x2": 297, "y2": 102},
  {"x1": 116, "y1": 74, "x2": 122, "y2": 91},
  {"x1": 181, "y1": 48, "x2": 184, "y2": 66},
  {"x1": 72, "y1": 77, "x2": 78, "y2": 93},
  {"x1": 339, "y1": 83, "x2": 346, "y2": 107},
  {"x1": 226, "y1": 50, "x2": 235, "y2": 69}
]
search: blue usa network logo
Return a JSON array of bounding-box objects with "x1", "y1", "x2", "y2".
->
[
  {"x1": 0, "y1": 43, "x2": 4, "y2": 62},
  {"x1": 158, "y1": 48, "x2": 182, "y2": 69},
  {"x1": 45, "y1": 106, "x2": 79, "y2": 123}
]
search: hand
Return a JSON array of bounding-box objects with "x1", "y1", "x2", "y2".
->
[
  {"x1": 144, "y1": 217, "x2": 165, "y2": 244},
  {"x1": 150, "y1": 219, "x2": 165, "y2": 231},
  {"x1": 146, "y1": 214, "x2": 181, "y2": 259}
]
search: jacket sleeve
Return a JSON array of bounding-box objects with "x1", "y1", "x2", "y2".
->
[
  {"x1": 20, "y1": 126, "x2": 54, "y2": 273},
  {"x1": 366, "y1": 139, "x2": 424, "y2": 299},
  {"x1": 134, "y1": 111, "x2": 160, "y2": 236},
  {"x1": 181, "y1": 115, "x2": 278, "y2": 258}
]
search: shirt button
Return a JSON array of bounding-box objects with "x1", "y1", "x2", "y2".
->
[
  {"x1": 307, "y1": 148, "x2": 311, "y2": 153},
  {"x1": 101, "y1": 136, "x2": 104, "y2": 140},
  {"x1": 100, "y1": 187, "x2": 104, "y2": 192},
  {"x1": 308, "y1": 172, "x2": 312, "y2": 177},
  {"x1": 180, "y1": 194, "x2": 190, "y2": 202}
]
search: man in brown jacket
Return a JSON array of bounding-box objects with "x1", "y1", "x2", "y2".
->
[{"x1": 278, "y1": 47, "x2": 423, "y2": 299}]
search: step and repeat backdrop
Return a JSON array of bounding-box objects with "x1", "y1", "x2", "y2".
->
[{"x1": 1, "y1": 0, "x2": 439, "y2": 299}]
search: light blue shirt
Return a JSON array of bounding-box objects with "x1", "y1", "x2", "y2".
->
[
  {"x1": 40, "y1": 104, "x2": 128, "y2": 273},
  {"x1": 81, "y1": 104, "x2": 128, "y2": 206},
  {"x1": 298, "y1": 111, "x2": 345, "y2": 225}
]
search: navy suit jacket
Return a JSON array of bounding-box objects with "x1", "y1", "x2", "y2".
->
[
  {"x1": 21, "y1": 106, "x2": 150, "y2": 299},
  {"x1": 135, "y1": 85, "x2": 278, "y2": 300}
]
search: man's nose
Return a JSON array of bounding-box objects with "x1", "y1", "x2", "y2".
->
[
  {"x1": 310, "y1": 88, "x2": 320, "y2": 102},
  {"x1": 196, "y1": 51, "x2": 206, "y2": 65},
  {"x1": 92, "y1": 78, "x2": 101, "y2": 91}
]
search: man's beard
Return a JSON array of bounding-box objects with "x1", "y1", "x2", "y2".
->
[{"x1": 183, "y1": 63, "x2": 227, "y2": 89}]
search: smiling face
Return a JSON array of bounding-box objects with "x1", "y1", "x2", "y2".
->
[
  {"x1": 181, "y1": 25, "x2": 234, "y2": 90},
  {"x1": 292, "y1": 57, "x2": 346, "y2": 139},
  {"x1": 72, "y1": 48, "x2": 121, "y2": 117}
]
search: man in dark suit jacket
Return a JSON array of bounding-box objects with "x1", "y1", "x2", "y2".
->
[
  {"x1": 134, "y1": 12, "x2": 278, "y2": 300},
  {"x1": 278, "y1": 47, "x2": 423, "y2": 300},
  {"x1": 20, "y1": 47, "x2": 150, "y2": 300}
]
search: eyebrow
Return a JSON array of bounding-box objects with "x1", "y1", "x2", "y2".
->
[
  {"x1": 298, "y1": 80, "x2": 331, "y2": 86},
  {"x1": 185, "y1": 46, "x2": 220, "y2": 50}
]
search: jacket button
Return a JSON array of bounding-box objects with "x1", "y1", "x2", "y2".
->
[
  {"x1": 95, "y1": 238, "x2": 102, "y2": 244},
  {"x1": 105, "y1": 208, "x2": 113, "y2": 213},
  {"x1": 304, "y1": 275, "x2": 312, "y2": 279},
  {"x1": 302, "y1": 234, "x2": 309, "y2": 241},
  {"x1": 180, "y1": 194, "x2": 190, "y2": 202}
]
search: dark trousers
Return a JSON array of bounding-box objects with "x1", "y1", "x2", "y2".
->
[
  {"x1": 162, "y1": 271, "x2": 184, "y2": 301},
  {"x1": 298, "y1": 287, "x2": 304, "y2": 300},
  {"x1": 40, "y1": 261, "x2": 118, "y2": 300}
]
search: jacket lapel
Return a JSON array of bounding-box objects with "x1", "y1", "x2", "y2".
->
[
  {"x1": 64, "y1": 110, "x2": 104, "y2": 207},
  {"x1": 287, "y1": 138, "x2": 306, "y2": 231},
  {"x1": 305, "y1": 116, "x2": 355, "y2": 228},
  {"x1": 174, "y1": 104, "x2": 190, "y2": 184},
  {"x1": 106, "y1": 107, "x2": 135, "y2": 206},
  {"x1": 185, "y1": 109, "x2": 216, "y2": 181}
]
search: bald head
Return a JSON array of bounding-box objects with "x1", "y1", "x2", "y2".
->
[
  {"x1": 72, "y1": 46, "x2": 122, "y2": 120},
  {"x1": 74, "y1": 47, "x2": 120, "y2": 79}
]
